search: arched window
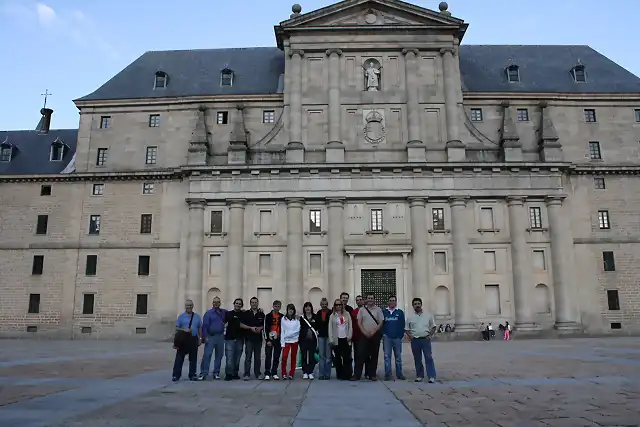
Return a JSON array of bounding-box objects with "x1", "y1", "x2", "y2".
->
[
  {"x1": 154, "y1": 71, "x2": 168, "y2": 89},
  {"x1": 571, "y1": 64, "x2": 586, "y2": 83},
  {"x1": 535, "y1": 283, "x2": 551, "y2": 314},
  {"x1": 434, "y1": 286, "x2": 450, "y2": 316},
  {"x1": 220, "y1": 69, "x2": 234, "y2": 87},
  {"x1": 0, "y1": 142, "x2": 12, "y2": 162},
  {"x1": 506, "y1": 64, "x2": 520, "y2": 82},
  {"x1": 49, "y1": 139, "x2": 67, "y2": 162}
]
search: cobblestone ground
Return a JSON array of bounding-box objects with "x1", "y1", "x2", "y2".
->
[{"x1": 0, "y1": 337, "x2": 638, "y2": 427}]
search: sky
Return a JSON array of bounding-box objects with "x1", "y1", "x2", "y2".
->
[{"x1": 0, "y1": 0, "x2": 638, "y2": 130}]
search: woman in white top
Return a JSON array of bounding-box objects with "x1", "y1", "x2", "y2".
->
[
  {"x1": 328, "y1": 299, "x2": 353, "y2": 380},
  {"x1": 280, "y1": 303, "x2": 300, "y2": 379}
]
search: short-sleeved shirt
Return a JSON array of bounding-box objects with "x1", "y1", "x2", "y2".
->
[
  {"x1": 356, "y1": 305, "x2": 384, "y2": 335},
  {"x1": 405, "y1": 310, "x2": 436, "y2": 338},
  {"x1": 225, "y1": 310, "x2": 244, "y2": 340},
  {"x1": 176, "y1": 312, "x2": 202, "y2": 337}
]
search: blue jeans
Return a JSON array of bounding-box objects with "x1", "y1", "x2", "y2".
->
[
  {"x1": 410, "y1": 338, "x2": 436, "y2": 379},
  {"x1": 317, "y1": 337, "x2": 332, "y2": 378},
  {"x1": 383, "y1": 335, "x2": 403, "y2": 378},
  {"x1": 199, "y1": 334, "x2": 224, "y2": 377},
  {"x1": 225, "y1": 338, "x2": 244, "y2": 377}
]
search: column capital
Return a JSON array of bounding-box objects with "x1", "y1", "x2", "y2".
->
[
  {"x1": 285, "y1": 198, "x2": 305, "y2": 208},
  {"x1": 407, "y1": 197, "x2": 427, "y2": 207},
  {"x1": 186, "y1": 198, "x2": 206, "y2": 209},
  {"x1": 506, "y1": 196, "x2": 527, "y2": 206},
  {"x1": 326, "y1": 48, "x2": 343, "y2": 57},
  {"x1": 401, "y1": 48, "x2": 419, "y2": 57},
  {"x1": 326, "y1": 197, "x2": 346, "y2": 207},
  {"x1": 448, "y1": 196, "x2": 469, "y2": 207},
  {"x1": 226, "y1": 198, "x2": 247, "y2": 208},
  {"x1": 288, "y1": 49, "x2": 305, "y2": 58},
  {"x1": 545, "y1": 196, "x2": 566, "y2": 207},
  {"x1": 439, "y1": 47, "x2": 456, "y2": 57}
]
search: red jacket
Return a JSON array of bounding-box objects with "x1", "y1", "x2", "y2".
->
[{"x1": 351, "y1": 308, "x2": 362, "y2": 340}]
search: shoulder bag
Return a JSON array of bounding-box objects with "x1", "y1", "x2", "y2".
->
[
  {"x1": 173, "y1": 313, "x2": 194, "y2": 350},
  {"x1": 301, "y1": 316, "x2": 320, "y2": 362}
]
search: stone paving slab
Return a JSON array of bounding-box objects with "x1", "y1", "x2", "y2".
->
[{"x1": 0, "y1": 383, "x2": 75, "y2": 406}]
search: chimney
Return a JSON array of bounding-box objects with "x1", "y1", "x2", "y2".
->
[{"x1": 36, "y1": 108, "x2": 53, "y2": 134}]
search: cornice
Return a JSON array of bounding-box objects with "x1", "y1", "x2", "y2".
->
[
  {"x1": 75, "y1": 94, "x2": 284, "y2": 110},
  {"x1": 463, "y1": 92, "x2": 640, "y2": 102},
  {"x1": 0, "y1": 169, "x2": 183, "y2": 183}
]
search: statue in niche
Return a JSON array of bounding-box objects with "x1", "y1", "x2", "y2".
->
[{"x1": 364, "y1": 60, "x2": 381, "y2": 91}]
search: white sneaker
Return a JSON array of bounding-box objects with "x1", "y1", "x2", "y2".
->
[
  {"x1": 272, "y1": 375, "x2": 279, "y2": 380},
  {"x1": 303, "y1": 374, "x2": 309, "y2": 379},
  {"x1": 264, "y1": 375, "x2": 270, "y2": 381},
  {"x1": 308, "y1": 374, "x2": 314, "y2": 380}
]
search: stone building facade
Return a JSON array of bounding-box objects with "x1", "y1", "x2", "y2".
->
[{"x1": 1, "y1": 0, "x2": 640, "y2": 338}]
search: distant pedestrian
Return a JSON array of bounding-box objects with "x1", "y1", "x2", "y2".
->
[
  {"x1": 263, "y1": 300, "x2": 283, "y2": 380},
  {"x1": 315, "y1": 298, "x2": 332, "y2": 380},
  {"x1": 280, "y1": 304, "x2": 300, "y2": 379},
  {"x1": 504, "y1": 321, "x2": 512, "y2": 340},
  {"x1": 382, "y1": 296, "x2": 405, "y2": 380},
  {"x1": 488, "y1": 323, "x2": 495, "y2": 339},
  {"x1": 172, "y1": 299, "x2": 202, "y2": 382},
  {"x1": 328, "y1": 298, "x2": 353, "y2": 380},
  {"x1": 198, "y1": 297, "x2": 226, "y2": 380},
  {"x1": 405, "y1": 297, "x2": 437, "y2": 383}
]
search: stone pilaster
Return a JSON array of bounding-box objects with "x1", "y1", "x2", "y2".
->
[
  {"x1": 228, "y1": 106, "x2": 248, "y2": 165},
  {"x1": 500, "y1": 101, "x2": 523, "y2": 162},
  {"x1": 506, "y1": 197, "x2": 536, "y2": 330},
  {"x1": 408, "y1": 197, "x2": 428, "y2": 300},
  {"x1": 188, "y1": 106, "x2": 210, "y2": 166},
  {"x1": 287, "y1": 49, "x2": 305, "y2": 163},
  {"x1": 226, "y1": 199, "x2": 246, "y2": 306},
  {"x1": 538, "y1": 101, "x2": 564, "y2": 162},
  {"x1": 186, "y1": 198, "x2": 206, "y2": 313},
  {"x1": 546, "y1": 196, "x2": 581, "y2": 332},
  {"x1": 440, "y1": 47, "x2": 465, "y2": 162},
  {"x1": 286, "y1": 198, "x2": 305, "y2": 308},
  {"x1": 327, "y1": 198, "x2": 345, "y2": 301},
  {"x1": 326, "y1": 49, "x2": 345, "y2": 163},
  {"x1": 449, "y1": 197, "x2": 474, "y2": 331},
  {"x1": 402, "y1": 48, "x2": 426, "y2": 162}
]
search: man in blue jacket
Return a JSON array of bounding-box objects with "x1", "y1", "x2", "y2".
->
[
  {"x1": 198, "y1": 297, "x2": 227, "y2": 380},
  {"x1": 382, "y1": 295, "x2": 406, "y2": 381}
]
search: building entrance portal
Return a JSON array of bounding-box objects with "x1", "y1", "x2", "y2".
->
[{"x1": 360, "y1": 269, "x2": 396, "y2": 308}]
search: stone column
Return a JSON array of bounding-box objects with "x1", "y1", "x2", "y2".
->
[
  {"x1": 287, "y1": 50, "x2": 305, "y2": 163},
  {"x1": 326, "y1": 49, "x2": 345, "y2": 162},
  {"x1": 186, "y1": 198, "x2": 206, "y2": 313},
  {"x1": 506, "y1": 197, "x2": 537, "y2": 330},
  {"x1": 286, "y1": 198, "x2": 305, "y2": 308},
  {"x1": 327, "y1": 198, "x2": 345, "y2": 301},
  {"x1": 449, "y1": 197, "x2": 474, "y2": 331},
  {"x1": 546, "y1": 196, "x2": 580, "y2": 331},
  {"x1": 402, "y1": 49, "x2": 426, "y2": 162},
  {"x1": 226, "y1": 199, "x2": 246, "y2": 306},
  {"x1": 408, "y1": 197, "x2": 429, "y2": 299},
  {"x1": 440, "y1": 47, "x2": 465, "y2": 161}
]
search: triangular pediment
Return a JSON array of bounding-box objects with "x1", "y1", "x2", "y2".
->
[{"x1": 279, "y1": 0, "x2": 464, "y2": 28}]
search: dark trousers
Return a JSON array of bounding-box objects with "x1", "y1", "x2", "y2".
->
[
  {"x1": 354, "y1": 334, "x2": 381, "y2": 379},
  {"x1": 300, "y1": 338, "x2": 317, "y2": 375},
  {"x1": 244, "y1": 339, "x2": 263, "y2": 378},
  {"x1": 264, "y1": 341, "x2": 282, "y2": 376},
  {"x1": 332, "y1": 338, "x2": 352, "y2": 380},
  {"x1": 172, "y1": 336, "x2": 198, "y2": 379}
]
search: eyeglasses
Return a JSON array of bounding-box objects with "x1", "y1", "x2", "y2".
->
[{"x1": 334, "y1": 304, "x2": 343, "y2": 307}]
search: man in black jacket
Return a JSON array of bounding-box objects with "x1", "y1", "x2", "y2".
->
[{"x1": 241, "y1": 297, "x2": 265, "y2": 380}]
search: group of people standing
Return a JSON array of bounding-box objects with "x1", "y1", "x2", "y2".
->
[{"x1": 172, "y1": 292, "x2": 437, "y2": 383}]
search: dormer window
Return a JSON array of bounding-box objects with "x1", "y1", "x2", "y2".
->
[
  {"x1": 0, "y1": 142, "x2": 12, "y2": 162},
  {"x1": 154, "y1": 71, "x2": 168, "y2": 89},
  {"x1": 49, "y1": 140, "x2": 66, "y2": 162},
  {"x1": 506, "y1": 65, "x2": 520, "y2": 82},
  {"x1": 572, "y1": 65, "x2": 587, "y2": 83},
  {"x1": 221, "y1": 69, "x2": 234, "y2": 87}
]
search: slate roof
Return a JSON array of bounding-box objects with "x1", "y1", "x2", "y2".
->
[
  {"x1": 76, "y1": 45, "x2": 640, "y2": 102},
  {"x1": 0, "y1": 129, "x2": 78, "y2": 175}
]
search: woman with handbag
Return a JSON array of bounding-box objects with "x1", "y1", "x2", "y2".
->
[
  {"x1": 172, "y1": 299, "x2": 202, "y2": 381},
  {"x1": 299, "y1": 302, "x2": 319, "y2": 380}
]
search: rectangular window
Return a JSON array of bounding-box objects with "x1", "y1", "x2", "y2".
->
[
  {"x1": 434, "y1": 252, "x2": 447, "y2": 274},
  {"x1": 85, "y1": 255, "x2": 98, "y2": 276},
  {"x1": 28, "y1": 293, "x2": 40, "y2": 314},
  {"x1": 208, "y1": 254, "x2": 221, "y2": 275},
  {"x1": 432, "y1": 208, "x2": 445, "y2": 231},
  {"x1": 40, "y1": 185, "x2": 51, "y2": 196},
  {"x1": 635, "y1": 109, "x2": 640, "y2": 122},
  {"x1": 480, "y1": 207, "x2": 495, "y2": 229},
  {"x1": 484, "y1": 251, "x2": 497, "y2": 272},
  {"x1": 529, "y1": 207, "x2": 542, "y2": 229},
  {"x1": 142, "y1": 183, "x2": 154, "y2": 195},
  {"x1": 516, "y1": 108, "x2": 529, "y2": 121},
  {"x1": 607, "y1": 290, "x2": 620, "y2": 311},
  {"x1": 533, "y1": 250, "x2": 546, "y2": 271},
  {"x1": 259, "y1": 210, "x2": 272, "y2": 233},
  {"x1": 89, "y1": 215, "x2": 101, "y2": 235},
  {"x1": 309, "y1": 210, "x2": 322, "y2": 233},
  {"x1": 309, "y1": 254, "x2": 322, "y2": 275},
  {"x1": 32, "y1": 255, "x2": 44, "y2": 275},
  {"x1": 370, "y1": 209, "x2": 383, "y2": 231},
  {"x1": 148, "y1": 114, "x2": 160, "y2": 127},
  {"x1": 470, "y1": 108, "x2": 483, "y2": 121},
  {"x1": 484, "y1": 284, "x2": 501, "y2": 315},
  {"x1": 145, "y1": 146, "x2": 158, "y2": 165},
  {"x1": 50, "y1": 143, "x2": 64, "y2": 161},
  {"x1": 594, "y1": 177, "x2": 606, "y2": 189},
  {"x1": 0, "y1": 146, "x2": 11, "y2": 162},
  {"x1": 210, "y1": 211, "x2": 223, "y2": 233},
  {"x1": 584, "y1": 109, "x2": 597, "y2": 122},
  {"x1": 138, "y1": 255, "x2": 150, "y2": 276},
  {"x1": 96, "y1": 148, "x2": 108, "y2": 166},
  {"x1": 507, "y1": 67, "x2": 519, "y2": 82},
  {"x1": 99, "y1": 116, "x2": 111, "y2": 129},
  {"x1": 603, "y1": 251, "x2": 616, "y2": 272},
  {"x1": 262, "y1": 110, "x2": 276, "y2": 123},
  {"x1": 36, "y1": 215, "x2": 48, "y2": 235},
  {"x1": 589, "y1": 141, "x2": 602, "y2": 160},
  {"x1": 259, "y1": 254, "x2": 271, "y2": 275},
  {"x1": 92, "y1": 183, "x2": 104, "y2": 196},
  {"x1": 598, "y1": 210, "x2": 610, "y2": 229},
  {"x1": 136, "y1": 294, "x2": 148, "y2": 315},
  {"x1": 216, "y1": 111, "x2": 229, "y2": 124},
  {"x1": 82, "y1": 294, "x2": 95, "y2": 315},
  {"x1": 140, "y1": 214, "x2": 153, "y2": 234}
]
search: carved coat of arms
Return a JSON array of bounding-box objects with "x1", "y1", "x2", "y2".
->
[{"x1": 363, "y1": 110, "x2": 386, "y2": 144}]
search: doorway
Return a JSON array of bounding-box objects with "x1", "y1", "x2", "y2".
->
[{"x1": 360, "y1": 269, "x2": 397, "y2": 308}]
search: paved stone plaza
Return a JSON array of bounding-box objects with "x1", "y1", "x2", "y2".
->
[{"x1": 0, "y1": 337, "x2": 638, "y2": 427}]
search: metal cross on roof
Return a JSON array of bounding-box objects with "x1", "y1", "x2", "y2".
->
[{"x1": 41, "y1": 89, "x2": 52, "y2": 109}]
